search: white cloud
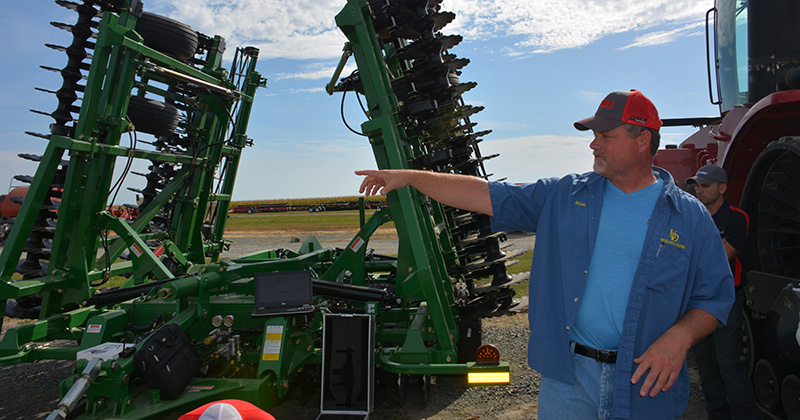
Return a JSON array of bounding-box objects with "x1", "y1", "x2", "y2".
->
[
  {"x1": 443, "y1": 0, "x2": 711, "y2": 54},
  {"x1": 147, "y1": 0, "x2": 347, "y2": 60},
  {"x1": 576, "y1": 90, "x2": 605, "y2": 103},
  {"x1": 145, "y1": 0, "x2": 713, "y2": 61},
  {"x1": 618, "y1": 22, "x2": 704, "y2": 50},
  {"x1": 288, "y1": 87, "x2": 325, "y2": 94},
  {"x1": 483, "y1": 134, "x2": 595, "y2": 183},
  {"x1": 275, "y1": 63, "x2": 357, "y2": 81}
]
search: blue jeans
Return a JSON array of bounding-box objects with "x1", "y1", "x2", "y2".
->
[
  {"x1": 692, "y1": 290, "x2": 758, "y2": 420},
  {"x1": 539, "y1": 344, "x2": 615, "y2": 420}
]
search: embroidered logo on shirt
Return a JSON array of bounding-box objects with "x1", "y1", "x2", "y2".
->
[
  {"x1": 574, "y1": 200, "x2": 586, "y2": 207},
  {"x1": 660, "y1": 230, "x2": 686, "y2": 250}
]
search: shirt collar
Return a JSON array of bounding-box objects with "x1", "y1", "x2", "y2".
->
[
  {"x1": 575, "y1": 167, "x2": 683, "y2": 212},
  {"x1": 653, "y1": 166, "x2": 684, "y2": 214}
]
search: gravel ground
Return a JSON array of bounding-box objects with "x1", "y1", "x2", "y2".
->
[{"x1": 0, "y1": 232, "x2": 709, "y2": 420}]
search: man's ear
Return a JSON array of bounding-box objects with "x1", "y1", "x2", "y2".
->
[
  {"x1": 719, "y1": 183, "x2": 728, "y2": 195},
  {"x1": 638, "y1": 130, "x2": 652, "y2": 153}
]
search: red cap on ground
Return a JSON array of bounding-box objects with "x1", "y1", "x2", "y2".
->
[{"x1": 178, "y1": 400, "x2": 276, "y2": 420}]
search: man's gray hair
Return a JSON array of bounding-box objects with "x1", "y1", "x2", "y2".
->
[{"x1": 625, "y1": 124, "x2": 661, "y2": 156}]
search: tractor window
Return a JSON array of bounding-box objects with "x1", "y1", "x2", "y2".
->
[{"x1": 715, "y1": 0, "x2": 748, "y2": 113}]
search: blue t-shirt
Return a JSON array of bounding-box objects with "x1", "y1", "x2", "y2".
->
[
  {"x1": 488, "y1": 168, "x2": 733, "y2": 420},
  {"x1": 571, "y1": 178, "x2": 663, "y2": 350}
]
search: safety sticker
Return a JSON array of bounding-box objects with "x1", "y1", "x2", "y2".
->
[
  {"x1": 86, "y1": 324, "x2": 102, "y2": 334},
  {"x1": 129, "y1": 243, "x2": 143, "y2": 258},
  {"x1": 262, "y1": 325, "x2": 284, "y2": 361},
  {"x1": 349, "y1": 237, "x2": 365, "y2": 253}
]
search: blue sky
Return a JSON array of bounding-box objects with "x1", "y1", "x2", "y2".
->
[{"x1": 0, "y1": 0, "x2": 720, "y2": 203}]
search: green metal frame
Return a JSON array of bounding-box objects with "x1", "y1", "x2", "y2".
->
[{"x1": 0, "y1": 1, "x2": 513, "y2": 418}]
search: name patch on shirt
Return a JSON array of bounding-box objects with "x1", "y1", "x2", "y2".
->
[{"x1": 574, "y1": 200, "x2": 586, "y2": 207}]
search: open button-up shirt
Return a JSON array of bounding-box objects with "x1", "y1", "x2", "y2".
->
[{"x1": 489, "y1": 168, "x2": 733, "y2": 419}]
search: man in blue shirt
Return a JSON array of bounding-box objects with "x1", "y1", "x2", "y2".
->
[{"x1": 356, "y1": 90, "x2": 734, "y2": 420}]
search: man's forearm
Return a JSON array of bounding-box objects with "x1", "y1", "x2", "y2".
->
[
  {"x1": 631, "y1": 308, "x2": 720, "y2": 396},
  {"x1": 671, "y1": 308, "x2": 720, "y2": 348},
  {"x1": 406, "y1": 171, "x2": 492, "y2": 216},
  {"x1": 357, "y1": 169, "x2": 493, "y2": 216}
]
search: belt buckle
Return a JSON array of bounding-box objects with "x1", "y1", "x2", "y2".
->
[{"x1": 595, "y1": 349, "x2": 616, "y2": 363}]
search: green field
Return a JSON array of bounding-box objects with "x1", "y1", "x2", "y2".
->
[
  {"x1": 225, "y1": 210, "x2": 389, "y2": 232},
  {"x1": 231, "y1": 196, "x2": 386, "y2": 207}
]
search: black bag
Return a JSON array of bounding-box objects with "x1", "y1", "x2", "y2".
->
[{"x1": 133, "y1": 323, "x2": 201, "y2": 399}]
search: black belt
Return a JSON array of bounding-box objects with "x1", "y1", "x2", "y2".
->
[{"x1": 574, "y1": 343, "x2": 617, "y2": 363}]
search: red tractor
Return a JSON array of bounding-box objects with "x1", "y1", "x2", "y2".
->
[
  {"x1": 653, "y1": 0, "x2": 800, "y2": 418},
  {"x1": 0, "y1": 187, "x2": 28, "y2": 244}
]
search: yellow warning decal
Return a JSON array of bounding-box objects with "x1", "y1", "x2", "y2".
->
[{"x1": 262, "y1": 325, "x2": 284, "y2": 361}]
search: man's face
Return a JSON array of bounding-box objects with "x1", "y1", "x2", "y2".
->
[
  {"x1": 589, "y1": 125, "x2": 643, "y2": 178},
  {"x1": 694, "y1": 181, "x2": 725, "y2": 206}
]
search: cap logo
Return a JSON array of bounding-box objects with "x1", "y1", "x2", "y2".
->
[
  {"x1": 600, "y1": 99, "x2": 615, "y2": 110},
  {"x1": 628, "y1": 114, "x2": 648, "y2": 124}
]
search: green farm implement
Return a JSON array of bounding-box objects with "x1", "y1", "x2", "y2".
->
[{"x1": 0, "y1": 0, "x2": 527, "y2": 418}]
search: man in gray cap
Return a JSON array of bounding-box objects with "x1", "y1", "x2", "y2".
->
[
  {"x1": 355, "y1": 90, "x2": 733, "y2": 420},
  {"x1": 687, "y1": 165, "x2": 757, "y2": 420}
]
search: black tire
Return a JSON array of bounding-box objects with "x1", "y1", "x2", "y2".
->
[
  {"x1": 741, "y1": 137, "x2": 800, "y2": 278},
  {"x1": 127, "y1": 96, "x2": 179, "y2": 137},
  {"x1": 754, "y1": 358, "x2": 780, "y2": 410},
  {"x1": 0, "y1": 218, "x2": 14, "y2": 245},
  {"x1": 783, "y1": 374, "x2": 800, "y2": 420},
  {"x1": 13, "y1": 296, "x2": 41, "y2": 319},
  {"x1": 135, "y1": 12, "x2": 199, "y2": 61}
]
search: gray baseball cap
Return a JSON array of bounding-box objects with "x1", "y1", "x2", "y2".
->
[
  {"x1": 574, "y1": 90, "x2": 662, "y2": 132},
  {"x1": 686, "y1": 164, "x2": 728, "y2": 185}
]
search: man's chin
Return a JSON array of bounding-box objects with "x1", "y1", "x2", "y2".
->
[{"x1": 593, "y1": 162, "x2": 606, "y2": 175}]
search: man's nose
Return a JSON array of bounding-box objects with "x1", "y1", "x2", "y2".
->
[{"x1": 589, "y1": 136, "x2": 600, "y2": 150}]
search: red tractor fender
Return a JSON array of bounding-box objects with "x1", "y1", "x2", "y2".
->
[
  {"x1": 0, "y1": 187, "x2": 29, "y2": 218},
  {"x1": 720, "y1": 90, "x2": 800, "y2": 206}
]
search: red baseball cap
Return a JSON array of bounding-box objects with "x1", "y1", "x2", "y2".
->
[{"x1": 574, "y1": 90, "x2": 661, "y2": 132}]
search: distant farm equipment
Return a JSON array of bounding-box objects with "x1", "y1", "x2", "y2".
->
[{"x1": 230, "y1": 198, "x2": 385, "y2": 214}]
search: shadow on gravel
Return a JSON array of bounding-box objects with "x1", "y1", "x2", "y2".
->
[{"x1": 268, "y1": 369, "x2": 471, "y2": 420}]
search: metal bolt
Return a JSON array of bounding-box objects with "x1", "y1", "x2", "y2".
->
[
  {"x1": 445, "y1": 354, "x2": 452, "y2": 363},
  {"x1": 408, "y1": 267, "x2": 413, "y2": 273}
]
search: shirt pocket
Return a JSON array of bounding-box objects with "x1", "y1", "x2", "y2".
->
[{"x1": 647, "y1": 241, "x2": 690, "y2": 296}]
